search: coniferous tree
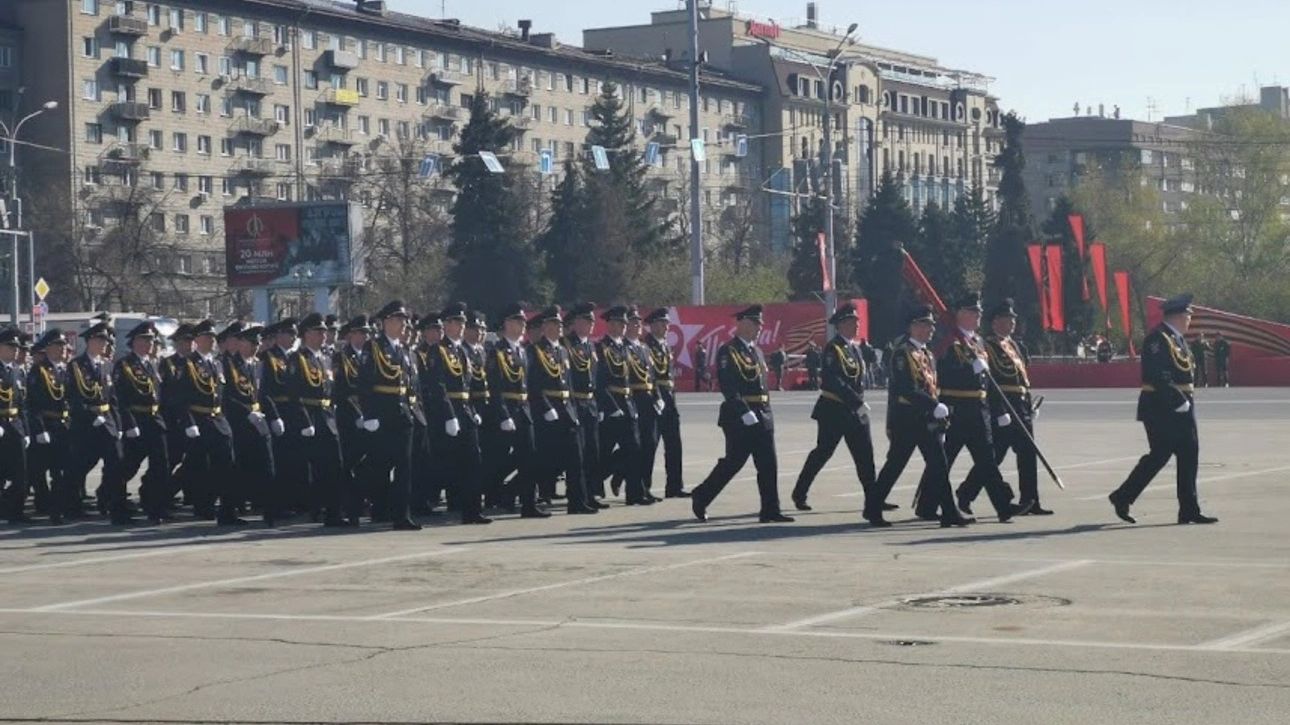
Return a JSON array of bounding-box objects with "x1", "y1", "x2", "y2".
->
[
  {"x1": 536, "y1": 159, "x2": 634, "y2": 303},
  {"x1": 787, "y1": 198, "x2": 828, "y2": 300},
  {"x1": 983, "y1": 112, "x2": 1041, "y2": 339},
  {"x1": 853, "y1": 170, "x2": 918, "y2": 344}
]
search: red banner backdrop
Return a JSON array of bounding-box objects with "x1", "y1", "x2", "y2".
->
[
  {"x1": 1089, "y1": 242, "x2": 1110, "y2": 329},
  {"x1": 901, "y1": 249, "x2": 948, "y2": 317},
  {"x1": 1045, "y1": 245, "x2": 1065, "y2": 332},
  {"x1": 1114, "y1": 271, "x2": 1135, "y2": 356},
  {"x1": 1068, "y1": 214, "x2": 1086, "y2": 260},
  {"x1": 1026, "y1": 244, "x2": 1049, "y2": 330}
]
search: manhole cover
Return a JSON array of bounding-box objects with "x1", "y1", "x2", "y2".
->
[
  {"x1": 897, "y1": 594, "x2": 1071, "y2": 610},
  {"x1": 882, "y1": 640, "x2": 937, "y2": 647}
]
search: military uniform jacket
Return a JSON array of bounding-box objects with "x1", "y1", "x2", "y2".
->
[
  {"x1": 886, "y1": 340, "x2": 940, "y2": 431},
  {"x1": 173, "y1": 353, "x2": 232, "y2": 436},
  {"x1": 627, "y1": 339, "x2": 662, "y2": 408},
  {"x1": 466, "y1": 342, "x2": 491, "y2": 417},
  {"x1": 983, "y1": 334, "x2": 1032, "y2": 422},
  {"x1": 937, "y1": 330, "x2": 990, "y2": 409},
  {"x1": 361, "y1": 336, "x2": 421, "y2": 429},
  {"x1": 595, "y1": 337, "x2": 637, "y2": 419},
  {"x1": 280, "y1": 346, "x2": 335, "y2": 435},
  {"x1": 814, "y1": 335, "x2": 867, "y2": 422},
  {"x1": 563, "y1": 333, "x2": 598, "y2": 412},
  {"x1": 332, "y1": 345, "x2": 365, "y2": 424},
  {"x1": 26, "y1": 359, "x2": 69, "y2": 437},
  {"x1": 221, "y1": 352, "x2": 264, "y2": 417},
  {"x1": 113, "y1": 353, "x2": 165, "y2": 432},
  {"x1": 528, "y1": 336, "x2": 578, "y2": 426},
  {"x1": 643, "y1": 333, "x2": 676, "y2": 407},
  {"x1": 1138, "y1": 323, "x2": 1196, "y2": 421},
  {"x1": 422, "y1": 339, "x2": 477, "y2": 428},
  {"x1": 160, "y1": 352, "x2": 190, "y2": 431},
  {"x1": 68, "y1": 353, "x2": 120, "y2": 436},
  {"x1": 257, "y1": 347, "x2": 292, "y2": 423},
  {"x1": 0, "y1": 359, "x2": 27, "y2": 437},
  {"x1": 715, "y1": 337, "x2": 772, "y2": 432},
  {"x1": 486, "y1": 337, "x2": 532, "y2": 425}
]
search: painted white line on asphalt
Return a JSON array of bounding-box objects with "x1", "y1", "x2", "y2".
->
[
  {"x1": 0, "y1": 543, "x2": 256, "y2": 575},
  {"x1": 28, "y1": 548, "x2": 469, "y2": 612},
  {"x1": 1199, "y1": 620, "x2": 1290, "y2": 650},
  {"x1": 1076, "y1": 464, "x2": 1290, "y2": 501},
  {"x1": 368, "y1": 551, "x2": 760, "y2": 620},
  {"x1": 764, "y1": 559, "x2": 1094, "y2": 632}
]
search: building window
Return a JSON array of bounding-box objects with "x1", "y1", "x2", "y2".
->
[
  {"x1": 82, "y1": 79, "x2": 99, "y2": 101},
  {"x1": 303, "y1": 70, "x2": 318, "y2": 89},
  {"x1": 147, "y1": 129, "x2": 162, "y2": 149},
  {"x1": 357, "y1": 116, "x2": 370, "y2": 134},
  {"x1": 274, "y1": 104, "x2": 289, "y2": 123},
  {"x1": 220, "y1": 138, "x2": 233, "y2": 156},
  {"x1": 217, "y1": 15, "x2": 230, "y2": 36},
  {"x1": 197, "y1": 135, "x2": 211, "y2": 154},
  {"x1": 200, "y1": 216, "x2": 213, "y2": 235},
  {"x1": 82, "y1": 37, "x2": 99, "y2": 59},
  {"x1": 170, "y1": 49, "x2": 184, "y2": 71},
  {"x1": 172, "y1": 133, "x2": 187, "y2": 152},
  {"x1": 304, "y1": 108, "x2": 316, "y2": 127},
  {"x1": 276, "y1": 144, "x2": 290, "y2": 161},
  {"x1": 301, "y1": 30, "x2": 316, "y2": 50},
  {"x1": 169, "y1": 91, "x2": 185, "y2": 113},
  {"x1": 375, "y1": 43, "x2": 386, "y2": 62},
  {"x1": 277, "y1": 183, "x2": 291, "y2": 201},
  {"x1": 221, "y1": 178, "x2": 232, "y2": 196},
  {"x1": 274, "y1": 65, "x2": 288, "y2": 84},
  {"x1": 376, "y1": 81, "x2": 388, "y2": 100},
  {"x1": 0, "y1": 47, "x2": 12, "y2": 68},
  {"x1": 378, "y1": 118, "x2": 390, "y2": 136},
  {"x1": 173, "y1": 174, "x2": 188, "y2": 192},
  {"x1": 176, "y1": 253, "x2": 191, "y2": 271},
  {"x1": 82, "y1": 0, "x2": 99, "y2": 15},
  {"x1": 396, "y1": 83, "x2": 407, "y2": 103},
  {"x1": 85, "y1": 123, "x2": 103, "y2": 143}
]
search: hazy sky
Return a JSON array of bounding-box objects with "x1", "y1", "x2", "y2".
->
[{"x1": 390, "y1": 0, "x2": 1287, "y2": 123}]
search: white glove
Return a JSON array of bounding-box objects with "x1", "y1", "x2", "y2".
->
[
  {"x1": 996, "y1": 414, "x2": 1012, "y2": 428},
  {"x1": 597, "y1": 412, "x2": 605, "y2": 422},
  {"x1": 270, "y1": 418, "x2": 285, "y2": 436},
  {"x1": 248, "y1": 412, "x2": 266, "y2": 424},
  {"x1": 654, "y1": 399, "x2": 665, "y2": 415},
  {"x1": 500, "y1": 418, "x2": 516, "y2": 432},
  {"x1": 933, "y1": 403, "x2": 950, "y2": 420},
  {"x1": 610, "y1": 410, "x2": 625, "y2": 418},
  {"x1": 301, "y1": 426, "x2": 316, "y2": 438},
  {"x1": 36, "y1": 432, "x2": 51, "y2": 444},
  {"x1": 972, "y1": 358, "x2": 988, "y2": 375},
  {"x1": 22, "y1": 436, "x2": 29, "y2": 449},
  {"x1": 363, "y1": 418, "x2": 380, "y2": 432},
  {"x1": 445, "y1": 418, "x2": 461, "y2": 437},
  {"x1": 184, "y1": 425, "x2": 201, "y2": 439},
  {"x1": 125, "y1": 427, "x2": 141, "y2": 439},
  {"x1": 543, "y1": 408, "x2": 559, "y2": 423},
  {"x1": 472, "y1": 413, "x2": 482, "y2": 426},
  {"x1": 0, "y1": 426, "x2": 4, "y2": 438},
  {"x1": 740, "y1": 411, "x2": 759, "y2": 427},
  {"x1": 113, "y1": 431, "x2": 122, "y2": 440},
  {"x1": 92, "y1": 416, "x2": 106, "y2": 428},
  {"x1": 1175, "y1": 401, "x2": 1192, "y2": 414}
]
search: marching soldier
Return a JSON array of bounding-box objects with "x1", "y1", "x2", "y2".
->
[
  {"x1": 596, "y1": 306, "x2": 649, "y2": 505},
  {"x1": 564, "y1": 303, "x2": 608, "y2": 507},
  {"x1": 161, "y1": 323, "x2": 195, "y2": 509},
  {"x1": 424, "y1": 302, "x2": 491, "y2": 524},
  {"x1": 175, "y1": 320, "x2": 242, "y2": 525},
  {"x1": 912, "y1": 295, "x2": 1031, "y2": 523},
  {"x1": 334, "y1": 315, "x2": 371, "y2": 522},
  {"x1": 529, "y1": 305, "x2": 596, "y2": 514},
  {"x1": 27, "y1": 330, "x2": 70, "y2": 522},
  {"x1": 643, "y1": 308, "x2": 688, "y2": 498},
  {"x1": 359, "y1": 301, "x2": 423, "y2": 530},
  {"x1": 0, "y1": 328, "x2": 30, "y2": 524},
  {"x1": 222, "y1": 323, "x2": 280, "y2": 525},
  {"x1": 693, "y1": 341, "x2": 709, "y2": 392},
  {"x1": 864, "y1": 306, "x2": 970, "y2": 528},
  {"x1": 323, "y1": 315, "x2": 340, "y2": 358},
  {"x1": 413, "y1": 314, "x2": 446, "y2": 514},
  {"x1": 285, "y1": 313, "x2": 348, "y2": 527},
  {"x1": 114, "y1": 321, "x2": 171, "y2": 523},
  {"x1": 1214, "y1": 332, "x2": 1232, "y2": 387},
  {"x1": 690, "y1": 305, "x2": 793, "y2": 524},
  {"x1": 625, "y1": 307, "x2": 664, "y2": 502},
  {"x1": 485, "y1": 303, "x2": 548, "y2": 518},
  {"x1": 259, "y1": 320, "x2": 296, "y2": 511},
  {"x1": 791, "y1": 303, "x2": 880, "y2": 512},
  {"x1": 65, "y1": 321, "x2": 131, "y2": 524},
  {"x1": 957, "y1": 299, "x2": 1051, "y2": 516},
  {"x1": 1109, "y1": 294, "x2": 1218, "y2": 525}
]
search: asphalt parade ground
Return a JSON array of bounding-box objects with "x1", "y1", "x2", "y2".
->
[{"x1": 1, "y1": 388, "x2": 1288, "y2": 724}]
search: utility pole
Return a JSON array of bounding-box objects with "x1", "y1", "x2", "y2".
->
[{"x1": 687, "y1": 0, "x2": 704, "y2": 305}]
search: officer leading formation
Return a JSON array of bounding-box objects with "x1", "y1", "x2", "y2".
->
[{"x1": 0, "y1": 293, "x2": 1216, "y2": 529}]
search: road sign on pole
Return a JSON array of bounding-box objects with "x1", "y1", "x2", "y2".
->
[
  {"x1": 690, "y1": 138, "x2": 706, "y2": 163},
  {"x1": 34, "y1": 276, "x2": 50, "y2": 301}
]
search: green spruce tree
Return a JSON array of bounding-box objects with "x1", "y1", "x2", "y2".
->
[
  {"x1": 787, "y1": 198, "x2": 828, "y2": 300},
  {"x1": 853, "y1": 170, "x2": 918, "y2": 344}
]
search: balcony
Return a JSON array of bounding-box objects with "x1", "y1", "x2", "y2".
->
[
  {"x1": 503, "y1": 77, "x2": 533, "y2": 97},
  {"x1": 321, "y1": 88, "x2": 360, "y2": 107},
  {"x1": 109, "y1": 57, "x2": 149, "y2": 79},
  {"x1": 314, "y1": 126, "x2": 356, "y2": 145},
  {"x1": 424, "y1": 104, "x2": 466, "y2": 122},
  {"x1": 109, "y1": 101, "x2": 151, "y2": 121},
  {"x1": 228, "y1": 36, "x2": 274, "y2": 56},
  {"x1": 100, "y1": 143, "x2": 150, "y2": 167},
  {"x1": 653, "y1": 132, "x2": 679, "y2": 147},
  {"x1": 106, "y1": 15, "x2": 149, "y2": 36},
  {"x1": 230, "y1": 157, "x2": 281, "y2": 177},
  {"x1": 97, "y1": 184, "x2": 160, "y2": 206},
  {"x1": 318, "y1": 156, "x2": 362, "y2": 178},
  {"x1": 231, "y1": 116, "x2": 281, "y2": 136},
  {"x1": 425, "y1": 139, "x2": 455, "y2": 156},
  {"x1": 226, "y1": 76, "x2": 271, "y2": 96},
  {"x1": 428, "y1": 68, "x2": 467, "y2": 86},
  {"x1": 324, "y1": 49, "x2": 359, "y2": 70},
  {"x1": 508, "y1": 114, "x2": 535, "y2": 131},
  {"x1": 723, "y1": 113, "x2": 752, "y2": 130},
  {"x1": 648, "y1": 106, "x2": 675, "y2": 121}
]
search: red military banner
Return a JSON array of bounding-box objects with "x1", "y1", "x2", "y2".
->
[
  {"x1": 1026, "y1": 244, "x2": 1049, "y2": 330},
  {"x1": 1114, "y1": 270, "x2": 1135, "y2": 356},
  {"x1": 1045, "y1": 244, "x2": 1065, "y2": 332},
  {"x1": 1068, "y1": 214, "x2": 1086, "y2": 260},
  {"x1": 1089, "y1": 242, "x2": 1110, "y2": 329},
  {"x1": 900, "y1": 249, "x2": 948, "y2": 318}
]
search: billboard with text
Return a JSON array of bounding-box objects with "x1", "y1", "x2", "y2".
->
[{"x1": 224, "y1": 202, "x2": 364, "y2": 289}]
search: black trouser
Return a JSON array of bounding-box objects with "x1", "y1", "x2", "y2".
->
[
  {"x1": 270, "y1": 434, "x2": 304, "y2": 513},
  {"x1": 26, "y1": 424, "x2": 68, "y2": 515},
  {"x1": 66, "y1": 422, "x2": 126, "y2": 518},
  {"x1": 868, "y1": 424, "x2": 951, "y2": 519},
  {"x1": 599, "y1": 411, "x2": 645, "y2": 502},
  {"x1": 364, "y1": 420, "x2": 413, "y2": 523},
  {"x1": 572, "y1": 400, "x2": 602, "y2": 498},
  {"x1": 121, "y1": 416, "x2": 171, "y2": 518},
  {"x1": 486, "y1": 417, "x2": 537, "y2": 510},
  {"x1": 692, "y1": 420, "x2": 781, "y2": 516},
  {"x1": 1113, "y1": 412, "x2": 1200, "y2": 516},
  {"x1": 185, "y1": 416, "x2": 237, "y2": 520},
  {"x1": 440, "y1": 422, "x2": 483, "y2": 521},
  {"x1": 535, "y1": 416, "x2": 589, "y2": 510},
  {"x1": 295, "y1": 425, "x2": 344, "y2": 521},
  {"x1": 960, "y1": 414, "x2": 1039, "y2": 506},
  {"x1": 656, "y1": 396, "x2": 685, "y2": 495},
  {"x1": 0, "y1": 419, "x2": 29, "y2": 520},
  {"x1": 914, "y1": 404, "x2": 1013, "y2": 517},
  {"x1": 336, "y1": 409, "x2": 366, "y2": 511},
  {"x1": 634, "y1": 393, "x2": 660, "y2": 496},
  {"x1": 1216, "y1": 363, "x2": 1230, "y2": 387},
  {"x1": 793, "y1": 412, "x2": 876, "y2": 502},
  {"x1": 230, "y1": 418, "x2": 278, "y2": 520},
  {"x1": 163, "y1": 415, "x2": 191, "y2": 505}
]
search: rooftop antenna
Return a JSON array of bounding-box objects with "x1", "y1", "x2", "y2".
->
[{"x1": 1146, "y1": 96, "x2": 1157, "y2": 121}]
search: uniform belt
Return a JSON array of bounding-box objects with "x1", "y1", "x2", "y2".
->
[
  {"x1": 249, "y1": 402, "x2": 261, "y2": 413},
  {"x1": 372, "y1": 384, "x2": 407, "y2": 395},
  {"x1": 1142, "y1": 383, "x2": 1194, "y2": 393},
  {"x1": 87, "y1": 404, "x2": 110, "y2": 414},
  {"x1": 940, "y1": 389, "x2": 987, "y2": 400},
  {"x1": 999, "y1": 385, "x2": 1029, "y2": 395},
  {"x1": 742, "y1": 395, "x2": 770, "y2": 404},
  {"x1": 630, "y1": 383, "x2": 654, "y2": 392},
  {"x1": 129, "y1": 404, "x2": 160, "y2": 415},
  {"x1": 446, "y1": 392, "x2": 470, "y2": 401},
  {"x1": 819, "y1": 391, "x2": 852, "y2": 405},
  {"x1": 607, "y1": 386, "x2": 631, "y2": 396},
  {"x1": 270, "y1": 395, "x2": 289, "y2": 403},
  {"x1": 408, "y1": 395, "x2": 418, "y2": 404},
  {"x1": 0, "y1": 408, "x2": 18, "y2": 418},
  {"x1": 655, "y1": 379, "x2": 673, "y2": 387},
  {"x1": 41, "y1": 410, "x2": 69, "y2": 421},
  {"x1": 299, "y1": 398, "x2": 331, "y2": 408},
  {"x1": 542, "y1": 389, "x2": 570, "y2": 399},
  {"x1": 190, "y1": 405, "x2": 222, "y2": 416},
  {"x1": 571, "y1": 392, "x2": 594, "y2": 400},
  {"x1": 470, "y1": 391, "x2": 490, "y2": 400},
  {"x1": 502, "y1": 392, "x2": 529, "y2": 402}
]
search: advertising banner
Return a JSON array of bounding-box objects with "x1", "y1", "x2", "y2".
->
[{"x1": 225, "y1": 202, "x2": 363, "y2": 289}]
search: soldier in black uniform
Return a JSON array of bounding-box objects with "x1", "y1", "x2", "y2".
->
[
  {"x1": 791, "y1": 303, "x2": 880, "y2": 512},
  {"x1": 1214, "y1": 332, "x2": 1232, "y2": 387},
  {"x1": 804, "y1": 342, "x2": 822, "y2": 390},
  {"x1": 625, "y1": 307, "x2": 665, "y2": 502},
  {"x1": 114, "y1": 321, "x2": 171, "y2": 523},
  {"x1": 912, "y1": 295, "x2": 1031, "y2": 523},
  {"x1": 259, "y1": 319, "x2": 296, "y2": 511},
  {"x1": 691, "y1": 306, "x2": 794, "y2": 524},
  {"x1": 865, "y1": 307, "x2": 970, "y2": 527},
  {"x1": 333, "y1": 315, "x2": 370, "y2": 523},
  {"x1": 0, "y1": 328, "x2": 30, "y2": 523},
  {"x1": 957, "y1": 299, "x2": 1050, "y2": 516},
  {"x1": 175, "y1": 320, "x2": 242, "y2": 525},
  {"x1": 221, "y1": 323, "x2": 279, "y2": 525},
  {"x1": 596, "y1": 306, "x2": 649, "y2": 505},
  {"x1": 65, "y1": 322, "x2": 132, "y2": 524},
  {"x1": 529, "y1": 305, "x2": 597, "y2": 515},
  {"x1": 693, "y1": 341, "x2": 709, "y2": 392},
  {"x1": 643, "y1": 308, "x2": 688, "y2": 498},
  {"x1": 1110, "y1": 294, "x2": 1218, "y2": 525},
  {"x1": 360, "y1": 301, "x2": 423, "y2": 530},
  {"x1": 323, "y1": 315, "x2": 340, "y2": 358},
  {"x1": 422, "y1": 302, "x2": 491, "y2": 524},
  {"x1": 484, "y1": 303, "x2": 547, "y2": 518},
  {"x1": 283, "y1": 313, "x2": 348, "y2": 527},
  {"x1": 564, "y1": 302, "x2": 608, "y2": 507},
  {"x1": 160, "y1": 323, "x2": 195, "y2": 510},
  {"x1": 27, "y1": 330, "x2": 71, "y2": 522},
  {"x1": 413, "y1": 314, "x2": 446, "y2": 513}
]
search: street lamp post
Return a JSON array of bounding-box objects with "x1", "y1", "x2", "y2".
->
[{"x1": 1, "y1": 100, "x2": 59, "y2": 327}]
